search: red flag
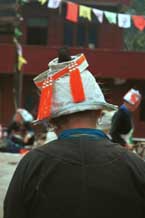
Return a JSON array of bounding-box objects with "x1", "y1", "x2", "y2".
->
[
  {"x1": 66, "y1": 2, "x2": 78, "y2": 23},
  {"x1": 132, "y1": 15, "x2": 145, "y2": 31}
]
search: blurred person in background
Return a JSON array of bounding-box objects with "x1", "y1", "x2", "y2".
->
[
  {"x1": 0, "y1": 108, "x2": 35, "y2": 153},
  {"x1": 110, "y1": 88, "x2": 141, "y2": 150},
  {"x1": 97, "y1": 109, "x2": 117, "y2": 137}
]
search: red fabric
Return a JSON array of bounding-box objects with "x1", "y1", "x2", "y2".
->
[
  {"x1": 70, "y1": 68, "x2": 85, "y2": 103},
  {"x1": 132, "y1": 16, "x2": 145, "y2": 31},
  {"x1": 37, "y1": 81, "x2": 53, "y2": 120},
  {"x1": 66, "y1": 2, "x2": 78, "y2": 23},
  {"x1": 19, "y1": 149, "x2": 30, "y2": 155}
]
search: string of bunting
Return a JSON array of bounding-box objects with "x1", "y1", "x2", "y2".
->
[
  {"x1": 17, "y1": 0, "x2": 145, "y2": 32},
  {"x1": 45, "y1": 0, "x2": 145, "y2": 32},
  {"x1": 12, "y1": 0, "x2": 145, "y2": 72}
]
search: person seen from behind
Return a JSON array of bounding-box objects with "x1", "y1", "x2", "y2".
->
[
  {"x1": 110, "y1": 88, "x2": 141, "y2": 150},
  {"x1": 4, "y1": 48, "x2": 145, "y2": 218}
]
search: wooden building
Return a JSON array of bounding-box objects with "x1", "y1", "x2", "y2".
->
[{"x1": 0, "y1": 0, "x2": 145, "y2": 137}]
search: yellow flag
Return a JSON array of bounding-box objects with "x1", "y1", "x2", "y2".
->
[
  {"x1": 18, "y1": 55, "x2": 27, "y2": 71},
  {"x1": 38, "y1": 0, "x2": 47, "y2": 5},
  {"x1": 79, "y1": 5, "x2": 92, "y2": 21}
]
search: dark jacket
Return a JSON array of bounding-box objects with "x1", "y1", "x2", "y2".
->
[
  {"x1": 110, "y1": 105, "x2": 133, "y2": 145},
  {"x1": 4, "y1": 129, "x2": 145, "y2": 218}
]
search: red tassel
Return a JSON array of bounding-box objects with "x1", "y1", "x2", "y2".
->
[
  {"x1": 70, "y1": 68, "x2": 85, "y2": 103},
  {"x1": 37, "y1": 80, "x2": 53, "y2": 120}
]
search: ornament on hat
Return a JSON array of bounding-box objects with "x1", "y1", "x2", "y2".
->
[{"x1": 123, "y1": 88, "x2": 141, "y2": 105}]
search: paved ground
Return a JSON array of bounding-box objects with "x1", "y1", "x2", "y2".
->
[{"x1": 0, "y1": 152, "x2": 23, "y2": 218}]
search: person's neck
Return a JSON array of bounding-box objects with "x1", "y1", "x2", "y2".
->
[{"x1": 55, "y1": 122, "x2": 97, "y2": 136}]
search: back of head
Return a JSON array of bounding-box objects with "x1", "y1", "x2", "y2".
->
[{"x1": 50, "y1": 110, "x2": 102, "y2": 133}]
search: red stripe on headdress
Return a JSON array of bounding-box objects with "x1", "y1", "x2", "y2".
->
[
  {"x1": 70, "y1": 68, "x2": 85, "y2": 103},
  {"x1": 37, "y1": 79, "x2": 53, "y2": 120}
]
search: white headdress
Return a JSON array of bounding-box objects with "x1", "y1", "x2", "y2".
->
[
  {"x1": 123, "y1": 88, "x2": 141, "y2": 105},
  {"x1": 34, "y1": 53, "x2": 117, "y2": 122}
]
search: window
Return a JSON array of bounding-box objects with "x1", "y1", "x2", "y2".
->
[
  {"x1": 88, "y1": 23, "x2": 97, "y2": 48},
  {"x1": 27, "y1": 18, "x2": 48, "y2": 45},
  {"x1": 64, "y1": 21, "x2": 74, "y2": 46},
  {"x1": 76, "y1": 22, "x2": 86, "y2": 47},
  {"x1": 64, "y1": 20, "x2": 98, "y2": 48}
]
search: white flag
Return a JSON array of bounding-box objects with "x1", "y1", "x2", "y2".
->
[
  {"x1": 13, "y1": 38, "x2": 22, "y2": 56},
  {"x1": 118, "y1": 13, "x2": 131, "y2": 28},
  {"x1": 47, "y1": 0, "x2": 61, "y2": 8},
  {"x1": 92, "y1": 8, "x2": 103, "y2": 23}
]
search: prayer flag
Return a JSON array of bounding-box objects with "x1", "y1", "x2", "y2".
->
[
  {"x1": 14, "y1": 27, "x2": 23, "y2": 38},
  {"x1": 38, "y1": 0, "x2": 47, "y2": 5},
  {"x1": 19, "y1": 0, "x2": 29, "y2": 4},
  {"x1": 118, "y1": 14, "x2": 131, "y2": 28},
  {"x1": 18, "y1": 55, "x2": 27, "y2": 71},
  {"x1": 47, "y1": 0, "x2": 61, "y2": 8},
  {"x1": 66, "y1": 2, "x2": 78, "y2": 23},
  {"x1": 13, "y1": 38, "x2": 22, "y2": 56},
  {"x1": 92, "y1": 8, "x2": 103, "y2": 23},
  {"x1": 104, "y1": 11, "x2": 117, "y2": 24},
  {"x1": 132, "y1": 15, "x2": 145, "y2": 31},
  {"x1": 16, "y1": 42, "x2": 23, "y2": 56},
  {"x1": 79, "y1": 5, "x2": 92, "y2": 21}
]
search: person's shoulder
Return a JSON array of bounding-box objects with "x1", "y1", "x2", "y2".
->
[
  {"x1": 24, "y1": 139, "x2": 60, "y2": 160},
  {"x1": 103, "y1": 139, "x2": 126, "y2": 155},
  {"x1": 122, "y1": 150, "x2": 145, "y2": 166},
  {"x1": 120, "y1": 150, "x2": 145, "y2": 179},
  {"x1": 105, "y1": 141, "x2": 145, "y2": 173},
  {"x1": 16, "y1": 143, "x2": 57, "y2": 173}
]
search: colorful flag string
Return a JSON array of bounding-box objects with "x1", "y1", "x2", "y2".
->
[{"x1": 46, "y1": 0, "x2": 145, "y2": 31}]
